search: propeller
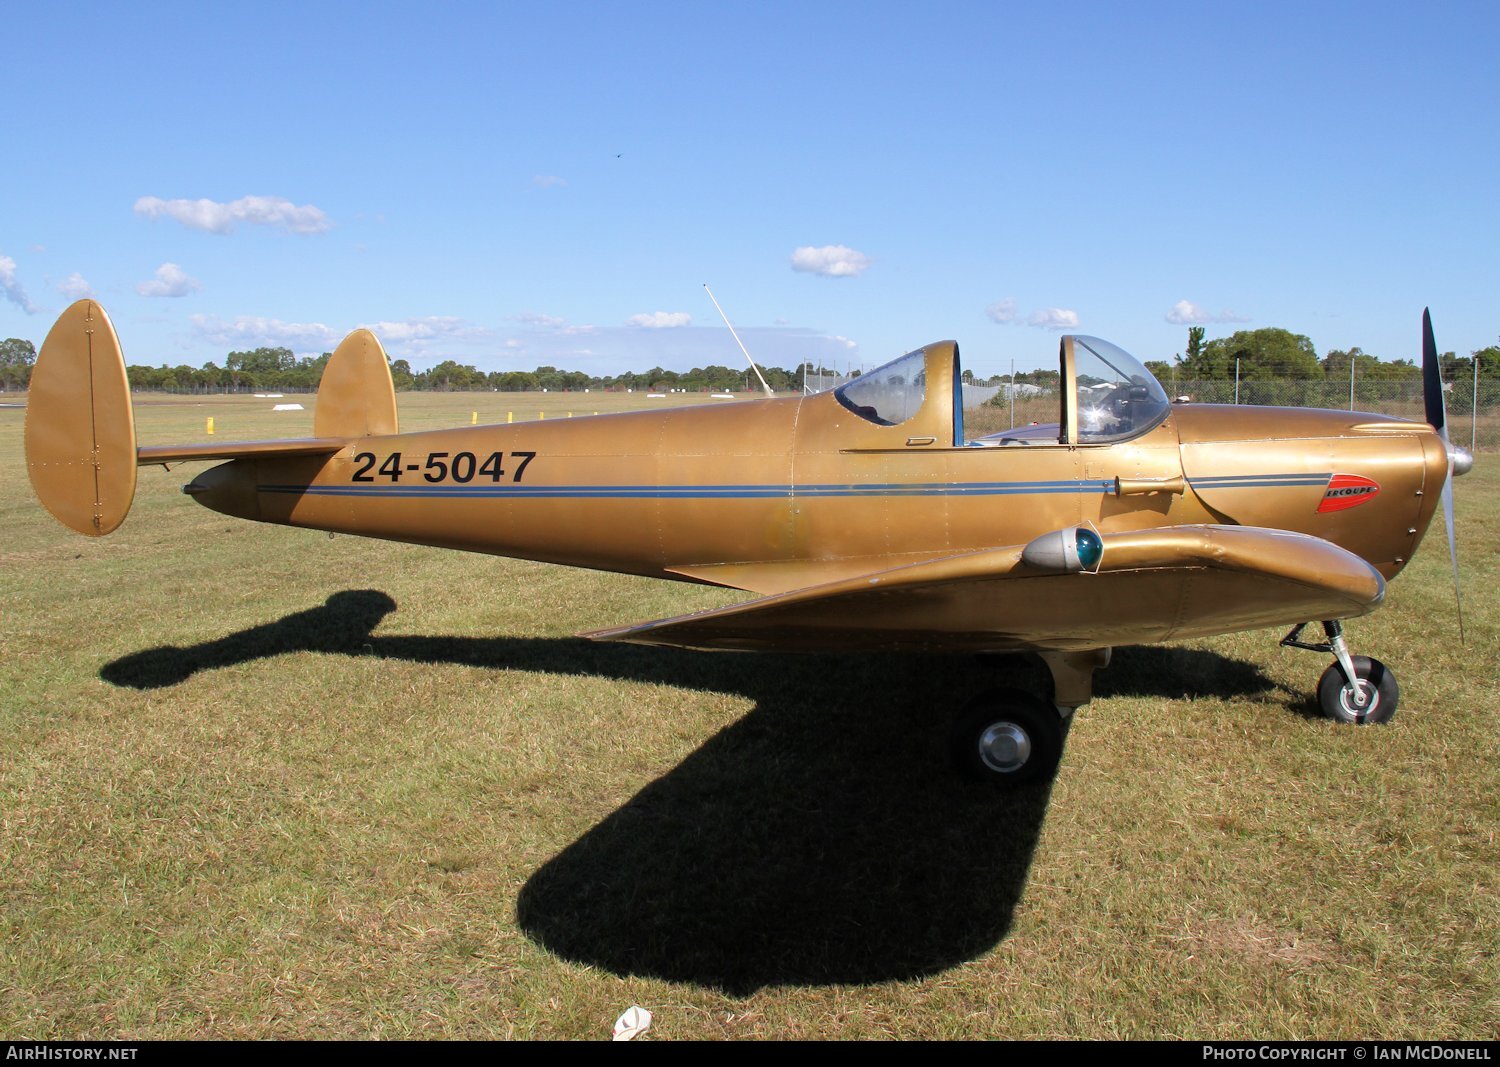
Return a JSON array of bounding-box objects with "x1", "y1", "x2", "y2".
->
[{"x1": 1422, "y1": 308, "x2": 1466, "y2": 642}]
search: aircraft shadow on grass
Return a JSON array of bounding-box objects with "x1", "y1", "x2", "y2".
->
[{"x1": 102, "y1": 589, "x2": 1289, "y2": 993}]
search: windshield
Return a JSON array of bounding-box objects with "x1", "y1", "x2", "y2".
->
[
  {"x1": 834, "y1": 348, "x2": 927, "y2": 426},
  {"x1": 1072, "y1": 336, "x2": 1170, "y2": 444}
]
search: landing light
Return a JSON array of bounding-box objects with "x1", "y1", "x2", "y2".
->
[
  {"x1": 1076, "y1": 527, "x2": 1103, "y2": 570},
  {"x1": 1021, "y1": 525, "x2": 1105, "y2": 574}
]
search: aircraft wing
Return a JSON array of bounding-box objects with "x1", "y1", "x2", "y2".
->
[{"x1": 584, "y1": 525, "x2": 1385, "y2": 654}]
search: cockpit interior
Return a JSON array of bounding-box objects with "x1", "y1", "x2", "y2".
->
[{"x1": 833, "y1": 335, "x2": 1172, "y2": 448}]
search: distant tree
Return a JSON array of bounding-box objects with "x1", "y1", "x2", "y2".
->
[
  {"x1": 0, "y1": 337, "x2": 36, "y2": 389},
  {"x1": 1185, "y1": 326, "x2": 1205, "y2": 366},
  {"x1": 425, "y1": 360, "x2": 482, "y2": 391},
  {"x1": 226, "y1": 346, "x2": 297, "y2": 378},
  {"x1": 389, "y1": 358, "x2": 414, "y2": 390},
  {"x1": 1186, "y1": 328, "x2": 1320, "y2": 380},
  {"x1": 1470, "y1": 340, "x2": 1500, "y2": 376},
  {"x1": 1372, "y1": 359, "x2": 1421, "y2": 381},
  {"x1": 1322, "y1": 346, "x2": 1368, "y2": 379}
]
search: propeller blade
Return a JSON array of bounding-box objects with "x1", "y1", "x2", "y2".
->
[
  {"x1": 1422, "y1": 307, "x2": 1446, "y2": 434},
  {"x1": 1441, "y1": 471, "x2": 1466, "y2": 644},
  {"x1": 1423, "y1": 309, "x2": 1465, "y2": 643}
]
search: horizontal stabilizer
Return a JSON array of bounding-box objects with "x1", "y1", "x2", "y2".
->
[
  {"x1": 24, "y1": 301, "x2": 408, "y2": 537},
  {"x1": 137, "y1": 439, "x2": 346, "y2": 466},
  {"x1": 586, "y1": 525, "x2": 1385, "y2": 654}
]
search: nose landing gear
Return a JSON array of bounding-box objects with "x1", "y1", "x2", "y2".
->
[{"x1": 1282, "y1": 621, "x2": 1400, "y2": 724}]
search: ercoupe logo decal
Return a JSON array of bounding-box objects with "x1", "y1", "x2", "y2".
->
[{"x1": 1318, "y1": 474, "x2": 1381, "y2": 513}]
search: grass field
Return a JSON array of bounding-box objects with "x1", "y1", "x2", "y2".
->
[{"x1": 1, "y1": 391, "x2": 1495, "y2": 1040}]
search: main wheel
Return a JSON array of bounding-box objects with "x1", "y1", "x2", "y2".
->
[
  {"x1": 950, "y1": 689, "x2": 1064, "y2": 787},
  {"x1": 1316, "y1": 656, "x2": 1399, "y2": 724}
]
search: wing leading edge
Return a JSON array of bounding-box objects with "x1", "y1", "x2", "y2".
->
[{"x1": 587, "y1": 525, "x2": 1385, "y2": 654}]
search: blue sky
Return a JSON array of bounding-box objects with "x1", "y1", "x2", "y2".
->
[{"x1": 2, "y1": 1, "x2": 1496, "y2": 379}]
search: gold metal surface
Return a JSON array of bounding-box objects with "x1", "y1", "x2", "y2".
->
[
  {"x1": 24, "y1": 300, "x2": 137, "y2": 535},
  {"x1": 23, "y1": 304, "x2": 1452, "y2": 672}
]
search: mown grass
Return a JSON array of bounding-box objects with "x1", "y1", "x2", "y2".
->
[{"x1": 0, "y1": 391, "x2": 1494, "y2": 1039}]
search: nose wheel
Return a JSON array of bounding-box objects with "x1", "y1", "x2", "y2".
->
[{"x1": 1283, "y1": 621, "x2": 1400, "y2": 724}]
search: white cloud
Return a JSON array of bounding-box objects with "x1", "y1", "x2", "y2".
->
[
  {"x1": 626, "y1": 311, "x2": 692, "y2": 329},
  {"x1": 58, "y1": 272, "x2": 94, "y2": 300},
  {"x1": 191, "y1": 314, "x2": 340, "y2": 351},
  {"x1": 191, "y1": 313, "x2": 486, "y2": 354},
  {"x1": 134, "y1": 195, "x2": 331, "y2": 235},
  {"x1": 359, "y1": 317, "x2": 484, "y2": 344},
  {"x1": 986, "y1": 297, "x2": 1017, "y2": 325},
  {"x1": 510, "y1": 311, "x2": 566, "y2": 328},
  {"x1": 136, "y1": 262, "x2": 202, "y2": 298},
  {"x1": 790, "y1": 245, "x2": 871, "y2": 278},
  {"x1": 829, "y1": 334, "x2": 858, "y2": 350},
  {"x1": 1165, "y1": 299, "x2": 1250, "y2": 325},
  {"x1": 1027, "y1": 307, "x2": 1080, "y2": 329},
  {"x1": 506, "y1": 311, "x2": 599, "y2": 335},
  {"x1": 532, "y1": 175, "x2": 567, "y2": 188},
  {"x1": 0, "y1": 254, "x2": 38, "y2": 313}
]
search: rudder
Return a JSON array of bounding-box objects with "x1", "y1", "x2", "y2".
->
[
  {"x1": 24, "y1": 300, "x2": 138, "y2": 536},
  {"x1": 314, "y1": 328, "x2": 398, "y2": 438}
]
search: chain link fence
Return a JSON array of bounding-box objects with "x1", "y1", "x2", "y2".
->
[{"x1": 1166, "y1": 378, "x2": 1498, "y2": 451}]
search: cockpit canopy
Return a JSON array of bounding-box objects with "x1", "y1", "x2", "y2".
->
[
  {"x1": 831, "y1": 335, "x2": 1171, "y2": 446},
  {"x1": 1069, "y1": 336, "x2": 1172, "y2": 444},
  {"x1": 833, "y1": 347, "x2": 927, "y2": 426}
]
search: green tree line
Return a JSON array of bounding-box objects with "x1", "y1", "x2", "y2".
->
[
  {"x1": 0, "y1": 340, "x2": 812, "y2": 394},
  {"x1": 5, "y1": 332, "x2": 1499, "y2": 394},
  {"x1": 1146, "y1": 326, "x2": 1500, "y2": 383}
]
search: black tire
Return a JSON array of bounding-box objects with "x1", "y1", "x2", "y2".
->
[
  {"x1": 950, "y1": 688, "x2": 1064, "y2": 786},
  {"x1": 1316, "y1": 656, "x2": 1399, "y2": 724}
]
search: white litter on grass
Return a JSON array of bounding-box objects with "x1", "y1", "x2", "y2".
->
[
  {"x1": 612, "y1": 1005, "x2": 652, "y2": 1041},
  {"x1": 272, "y1": 403, "x2": 304, "y2": 411}
]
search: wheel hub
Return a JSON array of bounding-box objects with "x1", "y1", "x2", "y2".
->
[
  {"x1": 1340, "y1": 680, "x2": 1378, "y2": 719},
  {"x1": 978, "y1": 721, "x2": 1032, "y2": 773}
]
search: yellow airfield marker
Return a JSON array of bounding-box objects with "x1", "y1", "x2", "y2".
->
[
  {"x1": 206, "y1": 417, "x2": 215, "y2": 435},
  {"x1": 471, "y1": 411, "x2": 478, "y2": 425},
  {"x1": 507, "y1": 411, "x2": 513, "y2": 424},
  {"x1": 539, "y1": 411, "x2": 545, "y2": 420}
]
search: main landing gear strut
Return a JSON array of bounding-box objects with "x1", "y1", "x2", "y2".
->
[
  {"x1": 950, "y1": 649, "x2": 1109, "y2": 788},
  {"x1": 1281, "y1": 621, "x2": 1400, "y2": 725}
]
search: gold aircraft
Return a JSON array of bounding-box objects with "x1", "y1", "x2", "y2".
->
[{"x1": 24, "y1": 300, "x2": 1472, "y2": 785}]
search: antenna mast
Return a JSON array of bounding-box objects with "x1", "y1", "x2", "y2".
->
[{"x1": 703, "y1": 283, "x2": 775, "y2": 398}]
